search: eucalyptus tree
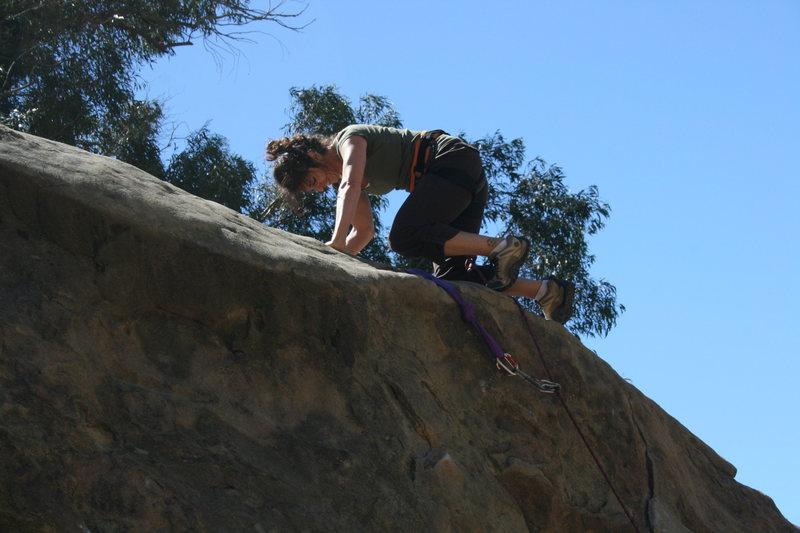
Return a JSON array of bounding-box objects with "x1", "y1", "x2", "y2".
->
[
  {"x1": 1, "y1": 0, "x2": 304, "y2": 157},
  {"x1": 165, "y1": 127, "x2": 257, "y2": 214}
]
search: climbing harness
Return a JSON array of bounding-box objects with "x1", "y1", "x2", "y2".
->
[
  {"x1": 408, "y1": 268, "x2": 643, "y2": 533},
  {"x1": 406, "y1": 269, "x2": 559, "y2": 394},
  {"x1": 409, "y1": 130, "x2": 445, "y2": 193}
]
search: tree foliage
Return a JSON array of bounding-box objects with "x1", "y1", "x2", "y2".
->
[
  {"x1": 1, "y1": 0, "x2": 303, "y2": 152},
  {"x1": 102, "y1": 99, "x2": 166, "y2": 179},
  {"x1": 261, "y1": 85, "x2": 624, "y2": 337},
  {"x1": 165, "y1": 127, "x2": 257, "y2": 214}
]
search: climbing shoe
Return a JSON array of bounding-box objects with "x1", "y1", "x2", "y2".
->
[
  {"x1": 537, "y1": 277, "x2": 575, "y2": 325},
  {"x1": 486, "y1": 236, "x2": 530, "y2": 292}
]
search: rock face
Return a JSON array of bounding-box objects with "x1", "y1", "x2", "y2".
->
[{"x1": 0, "y1": 125, "x2": 796, "y2": 533}]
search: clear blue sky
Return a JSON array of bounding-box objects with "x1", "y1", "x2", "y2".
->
[{"x1": 139, "y1": 1, "x2": 799, "y2": 524}]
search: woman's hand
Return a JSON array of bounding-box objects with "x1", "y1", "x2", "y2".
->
[
  {"x1": 326, "y1": 191, "x2": 374, "y2": 255},
  {"x1": 344, "y1": 191, "x2": 375, "y2": 254},
  {"x1": 325, "y1": 239, "x2": 349, "y2": 253}
]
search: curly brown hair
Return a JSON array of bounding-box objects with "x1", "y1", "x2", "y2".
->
[{"x1": 265, "y1": 133, "x2": 332, "y2": 208}]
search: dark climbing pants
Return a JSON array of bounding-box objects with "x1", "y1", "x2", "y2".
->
[{"x1": 388, "y1": 141, "x2": 494, "y2": 284}]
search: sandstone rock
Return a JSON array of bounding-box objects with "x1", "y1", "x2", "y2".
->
[{"x1": 1, "y1": 125, "x2": 796, "y2": 532}]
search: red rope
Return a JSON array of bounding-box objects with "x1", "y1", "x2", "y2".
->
[{"x1": 514, "y1": 300, "x2": 643, "y2": 533}]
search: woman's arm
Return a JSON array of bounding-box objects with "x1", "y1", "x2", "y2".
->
[
  {"x1": 345, "y1": 191, "x2": 375, "y2": 254},
  {"x1": 327, "y1": 135, "x2": 367, "y2": 252}
]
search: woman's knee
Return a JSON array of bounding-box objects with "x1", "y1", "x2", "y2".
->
[
  {"x1": 388, "y1": 223, "x2": 420, "y2": 256},
  {"x1": 389, "y1": 221, "x2": 459, "y2": 261}
]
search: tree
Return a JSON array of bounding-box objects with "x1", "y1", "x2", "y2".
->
[
  {"x1": 260, "y1": 85, "x2": 623, "y2": 337},
  {"x1": 1, "y1": 0, "x2": 305, "y2": 157},
  {"x1": 165, "y1": 127, "x2": 257, "y2": 213},
  {"x1": 100, "y1": 99, "x2": 166, "y2": 179}
]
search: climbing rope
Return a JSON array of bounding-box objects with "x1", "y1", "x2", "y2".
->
[
  {"x1": 512, "y1": 300, "x2": 643, "y2": 533},
  {"x1": 408, "y1": 268, "x2": 642, "y2": 532}
]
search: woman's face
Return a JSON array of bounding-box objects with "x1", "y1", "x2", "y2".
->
[
  {"x1": 303, "y1": 167, "x2": 333, "y2": 192},
  {"x1": 302, "y1": 152, "x2": 339, "y2": 192}
]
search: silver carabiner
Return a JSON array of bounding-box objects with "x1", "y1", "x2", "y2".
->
[
  {"x1": 533, "y1": 378, "x2": 561, "y2": 394},
  {"x1": 497, "y1": 354, "x2": 560, "y2": 394}
]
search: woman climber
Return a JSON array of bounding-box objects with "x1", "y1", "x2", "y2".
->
[{"x1": 266, "y1": 124, "x2": 574, "y2": 324}]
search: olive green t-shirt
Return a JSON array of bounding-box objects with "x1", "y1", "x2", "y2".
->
[{"x1": 333, "y1": 124, "x2": 462, "y2": 195}]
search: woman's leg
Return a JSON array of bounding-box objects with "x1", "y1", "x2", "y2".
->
[
  {"x1": 442, "y1": 232, "x2": 501, "y2": 256},
  {"x1": 389, "y1": 173, "x2": 478, "y2": 262},
  {"x1": 390, "y1": 141, "x2": 529, "y2": 289},
  {"x1": 431, "y1": 178, "x2": 492, "y2": 282}
]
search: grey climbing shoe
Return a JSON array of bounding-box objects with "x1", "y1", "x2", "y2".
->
[
  {"x1": 486, "y1": 236, "x2": 530, "y2": 292},
  {"x1": 537, "y1": 278, "x2": 575, "y2": 324}
]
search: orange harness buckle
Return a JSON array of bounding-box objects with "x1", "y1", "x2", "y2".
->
[{"x1": 409, "y1": 129, "x2": 444, "y2": 192}]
